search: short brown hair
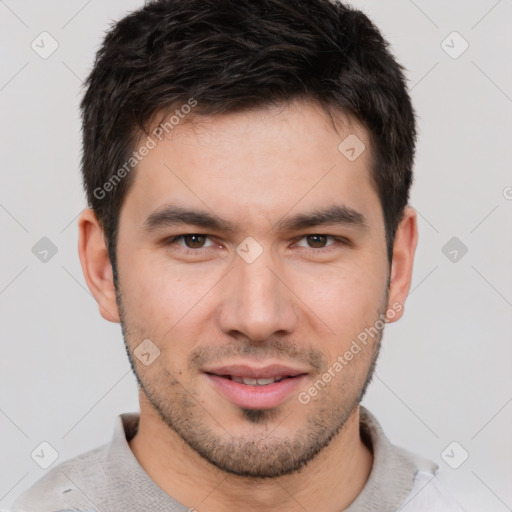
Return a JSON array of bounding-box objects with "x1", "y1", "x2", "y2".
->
[{"x1": 80, "y1": 0, "x2": 416, "y2": 282}]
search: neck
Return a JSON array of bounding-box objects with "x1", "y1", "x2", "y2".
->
[{"x1": 129, "y1": 399, "x2": 373, "y2": 512}]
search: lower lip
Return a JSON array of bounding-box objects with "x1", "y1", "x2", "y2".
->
[{"x1": 206, "y1": 374, "x2": 307, "y2": 409}]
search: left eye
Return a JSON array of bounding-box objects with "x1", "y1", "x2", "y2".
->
[{"x1": 295, "y1": 234, "x2": 337, "y2": 249}]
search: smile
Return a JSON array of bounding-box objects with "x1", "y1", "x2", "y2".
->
[
  {"x1": 203, "y1": 364, "x2": 309, "y2": 409},
  {"x1": 228, "y1": 376, "x2": 286, "y2": 386}
]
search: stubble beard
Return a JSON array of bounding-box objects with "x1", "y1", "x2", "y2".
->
[{"x1": 116, "y1": 284, "x2": 385, "y2": 479}]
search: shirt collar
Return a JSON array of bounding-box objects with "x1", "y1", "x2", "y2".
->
[
  {"x1": 105, "y1": 406, "x2": 437, "y2": 511},
  {"x1": 345, "y1": 406, "x2": 438, "y2": 512}
]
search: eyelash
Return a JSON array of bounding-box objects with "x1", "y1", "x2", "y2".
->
[{"x1": 163, "y1": 234, "x2": 350, "y2": 253}]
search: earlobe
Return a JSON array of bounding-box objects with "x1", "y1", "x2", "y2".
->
[
  {"x1": 386, "y1": 206, "x2": 418, "y2": 323},
  {"x1": 78, "y1": 208, "x2": 121, "y2": 323}
]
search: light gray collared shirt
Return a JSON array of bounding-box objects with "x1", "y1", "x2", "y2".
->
[{"x1": 11, "y1": 406, "x2": 464, "y2": 511}]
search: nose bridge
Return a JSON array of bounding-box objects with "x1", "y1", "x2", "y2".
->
[{"x1": 218, "y1": 246, "x2": 297, "y2": 341}]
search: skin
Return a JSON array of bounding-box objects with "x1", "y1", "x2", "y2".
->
[{"x1": 78, "y1": 99, "x2": 418, "y2": 512}]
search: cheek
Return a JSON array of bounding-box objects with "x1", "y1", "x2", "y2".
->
[
  {"x1": 291, "y1": 258, "x2": 386, "y2": 320},
  {"x1": 117, "y1": 261, "x2": 175, "y2": 338},
  {"x1": 121, "y1": 248, "x2": 210, "y2": 313},
  {"x1": 119, "y1": 256, "x2": 222, "y2": 360},
  {"x1": 288, "y1": 258, "x2": 387, "y2": 362}
]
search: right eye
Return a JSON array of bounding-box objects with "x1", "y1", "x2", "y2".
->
[{"x1": 164, "y1": 234, "x2": 216, "y2": 250}]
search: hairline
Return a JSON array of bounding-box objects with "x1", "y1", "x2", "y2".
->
[{"x1": 105, "y1": 98, "x2": 394, "y2": 286}]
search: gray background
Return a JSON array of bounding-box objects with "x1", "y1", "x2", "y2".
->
[{"x1": 1, "y1": 1, "x2": 511, "y2": 510}]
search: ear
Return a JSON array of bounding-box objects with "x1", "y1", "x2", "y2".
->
[
  {"x1": 78, "y1": 208, "x2": 120, "y2": 323},
  {"x1": 386, "y1": 206, "x2": 418, "y2": 323}
]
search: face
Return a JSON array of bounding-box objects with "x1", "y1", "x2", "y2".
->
[{"x1": 113, "y1": 100, "x2": 392, "y2": 477}]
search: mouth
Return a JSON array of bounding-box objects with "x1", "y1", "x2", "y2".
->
[
  {"x1": 203, "y1": 363, "x2": 309, "y2": 409},
  {"x1": 221, "y1": 375, "x2": 291, "y2": 386}
]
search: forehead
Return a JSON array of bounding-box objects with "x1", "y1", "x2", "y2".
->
[{"x1": 121, "y1": 100, "x2": 381, "y2": 233}]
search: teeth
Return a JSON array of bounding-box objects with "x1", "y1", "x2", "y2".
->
[
  {"x1": 231, "y1": 376, "x2": 284, "y2": 386},
  {"x1": 255, "y1": 377, "x2": 276, "y2": 386}
]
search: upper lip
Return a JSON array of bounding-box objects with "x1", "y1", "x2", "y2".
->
[{"x1": 203, "y1": 363, "x2": 309, "y2": 379}]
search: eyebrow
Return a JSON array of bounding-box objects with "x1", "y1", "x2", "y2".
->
[{"x1": 142, "y1": 204, "x2": 367, "y2": 233}]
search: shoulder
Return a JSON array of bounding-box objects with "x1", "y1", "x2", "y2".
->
[
  {"x1": 398, "y1": 468, "x2": 466, "y2": 511},
  {"x1": 11, "y1": 443, "x2": 109, "y2": 512}
]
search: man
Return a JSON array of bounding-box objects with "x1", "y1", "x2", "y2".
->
[{"x1": 12, "y1": 0, "x2": 464, "y2": 510}]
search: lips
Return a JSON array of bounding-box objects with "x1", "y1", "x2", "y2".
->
[
  {"x1": 203, "y1": 363, "x2": 309, "y2": 409},
  {"x1": 203, "y1": 363, "x2": 307, "y2": 380}
]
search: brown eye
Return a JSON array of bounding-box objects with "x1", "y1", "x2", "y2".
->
[
  {"x1": 166, "y1": 234, "x2": 215, "y2": 249},
  {"x1": 306, "y1": 234, "x2": 328, "y2": 248},
  {"x1": 294, "y1": 234, "x2": 348, "y2": 252},
  {"x1": 182, "y1": 234, "x2": 207, "y2": 248},
  {"x1": 295, "y1": 234, "x2": 335, "y2": 249}
]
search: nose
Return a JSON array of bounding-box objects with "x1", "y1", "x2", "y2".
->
[{"x1": 216, "y1": 249, "x2": 299, "y2": 342}]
